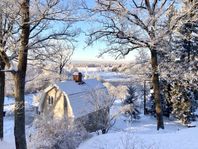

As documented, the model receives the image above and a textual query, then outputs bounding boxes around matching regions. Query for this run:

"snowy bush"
[28,116,90,149]
[104,82,128,101]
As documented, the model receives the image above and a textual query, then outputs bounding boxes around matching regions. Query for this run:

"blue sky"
[72,38,139,61]
[69,0,140,62]
[71,18,138,62]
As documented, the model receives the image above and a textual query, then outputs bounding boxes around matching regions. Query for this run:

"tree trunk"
[59,64,65,81]
[151,49,164,130]
[0,10,5,140]
[59,65,63,76]
[0,61,5,140]
[14,0,30,148]
[14,73,27,149]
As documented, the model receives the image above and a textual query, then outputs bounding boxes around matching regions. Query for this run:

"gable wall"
[43,87,65,119]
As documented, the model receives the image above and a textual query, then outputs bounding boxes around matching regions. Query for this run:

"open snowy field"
[77,66,132,82]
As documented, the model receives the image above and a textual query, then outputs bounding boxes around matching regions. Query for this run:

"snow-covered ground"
[1,94,35,148]
[0,141,14,149]
[78,123,198,149]
[79,101,198,149]
[1,69,198,149]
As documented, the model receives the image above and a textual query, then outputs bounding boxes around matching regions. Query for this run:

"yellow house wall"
[43,87,65,119]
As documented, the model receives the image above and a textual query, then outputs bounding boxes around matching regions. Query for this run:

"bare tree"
[47,42,73,77]
[0,0,81,148]
[0,0,18,140]
[31,40,74,80]
[84,0,180,130]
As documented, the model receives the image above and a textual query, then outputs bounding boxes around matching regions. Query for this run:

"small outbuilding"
[38,72,110,132]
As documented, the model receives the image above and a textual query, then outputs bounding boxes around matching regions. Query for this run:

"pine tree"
[122,85,140,121]
[170,81,196,124]
[156,0,198,124]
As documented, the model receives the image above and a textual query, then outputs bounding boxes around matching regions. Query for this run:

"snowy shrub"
[103,82,116,97]
[104,82,128,101]
[122,86,140,121]
[28,116,90,149]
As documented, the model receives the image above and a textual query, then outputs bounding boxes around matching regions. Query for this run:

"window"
[48,96,54,105]
[51,96,54,104]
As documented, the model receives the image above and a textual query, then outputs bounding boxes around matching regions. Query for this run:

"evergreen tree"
[122,85,140,121]
[170,81,196,124]
[155,0,198,124]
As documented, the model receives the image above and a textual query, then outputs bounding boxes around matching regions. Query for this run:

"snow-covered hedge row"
[28,116,90,149]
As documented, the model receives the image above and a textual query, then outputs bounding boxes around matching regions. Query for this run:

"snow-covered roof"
[67,88,109,118]
[56,79,105,96]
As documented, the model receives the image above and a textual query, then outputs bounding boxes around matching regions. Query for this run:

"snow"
[78,99,198,149]
[56,79,105,95]
[67,88,109,118]
[79,125,198,149]
[77,67,130,82]
[1,94,35,149]
[0,141,14,149]
[1,70,198,149]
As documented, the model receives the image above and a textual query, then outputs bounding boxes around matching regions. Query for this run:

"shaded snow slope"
[79,116,198,149]
[78,102,198,149]
[79,125,198,149]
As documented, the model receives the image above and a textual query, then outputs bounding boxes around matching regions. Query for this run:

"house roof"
[40,79,110,118]
[66,88,109,118]
[56,79,105,95]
